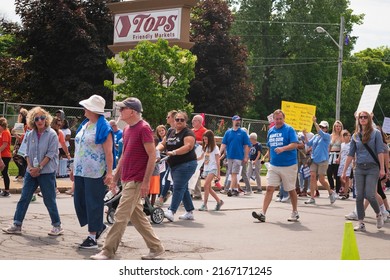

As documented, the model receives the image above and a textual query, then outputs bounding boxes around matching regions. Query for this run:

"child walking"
[197,130,224,211]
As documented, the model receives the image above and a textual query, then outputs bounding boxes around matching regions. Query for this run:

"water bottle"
[33,157,39,168]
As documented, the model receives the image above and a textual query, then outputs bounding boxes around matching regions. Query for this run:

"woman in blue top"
[341,111,385,232]
[304,116,337,205]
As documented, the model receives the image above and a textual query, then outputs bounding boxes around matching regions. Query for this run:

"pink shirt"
[121,120,154,182]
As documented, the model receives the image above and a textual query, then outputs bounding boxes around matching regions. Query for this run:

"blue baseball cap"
[232,115,241,121]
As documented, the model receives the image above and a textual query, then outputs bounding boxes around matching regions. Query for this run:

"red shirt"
[1,129,12,158]
[121,120,154,182]
[193,126,207,142]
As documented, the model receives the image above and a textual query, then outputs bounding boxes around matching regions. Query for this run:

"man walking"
[219,115,250,196]
[252,109,300,222]
[91,97,164,260]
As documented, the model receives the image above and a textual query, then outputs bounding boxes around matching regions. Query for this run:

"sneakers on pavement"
[79,236,98,249]
[354,222,366,232]
[90,251,110,260]
[179,211,194,220]
[287,211,300,222]
[227,190,232,197]
[215,200,224,211]
[376,213,384,229]
[96,224,107,240]
[304,197,315,204]
[164,210,174,222]
[2,224,22,235]
[281,196,290,203]
[345,211,358,221]
[329,192,337,204]
[252,211,266,222]
[254,189,263,194]
[275,197,282,202]
[141,247,165,260]
[48,226,64,236]
[0,191,11,197]
[198,204,208,211]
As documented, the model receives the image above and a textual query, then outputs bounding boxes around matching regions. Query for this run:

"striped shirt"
[121,120,154,182]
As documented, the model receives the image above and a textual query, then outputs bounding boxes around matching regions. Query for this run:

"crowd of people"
[1,96,390,259]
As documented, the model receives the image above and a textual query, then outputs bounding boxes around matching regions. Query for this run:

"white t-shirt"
[203,145,220,172]
[61,128,71,147]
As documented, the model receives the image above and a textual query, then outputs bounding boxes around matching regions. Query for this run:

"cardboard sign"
[382,117,390,134]
[356,84,381,114]
[281,101,316,131]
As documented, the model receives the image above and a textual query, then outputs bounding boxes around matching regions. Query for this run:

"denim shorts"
[202,169,218,178]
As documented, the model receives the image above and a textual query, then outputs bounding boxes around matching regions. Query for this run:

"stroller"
[104,183,165,225]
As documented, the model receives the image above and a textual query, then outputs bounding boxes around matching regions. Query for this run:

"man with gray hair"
[91,97,164,260]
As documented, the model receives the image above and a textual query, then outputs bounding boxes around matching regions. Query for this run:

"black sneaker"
[227,190,232,197]
[96,224,107,240]
[232,190,239,196]
[0,191,11,197]
[252,211,266,222]
[79,236,98,249]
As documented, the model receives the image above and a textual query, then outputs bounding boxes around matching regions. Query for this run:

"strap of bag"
[359,133,380,166]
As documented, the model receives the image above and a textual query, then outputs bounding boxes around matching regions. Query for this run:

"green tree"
[229,0,363,127]
[189,0,254,116]
[105,39,196,127]
[13,0,117,106]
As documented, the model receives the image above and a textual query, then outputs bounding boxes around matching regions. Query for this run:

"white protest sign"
[382,117,390,134]
[356,84,381,114]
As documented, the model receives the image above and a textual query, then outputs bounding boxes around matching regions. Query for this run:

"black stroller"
[104,183,165,225]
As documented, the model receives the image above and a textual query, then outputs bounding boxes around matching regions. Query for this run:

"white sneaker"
[179,211,194,220]
[275,197,282,202]
[164,210,174,222]
[381,211,389,222]
[377,213,384,229]
[304,197,315,204]
[281,196,290,203]
[345,211,358,221]
[287,211,299,222]
[354,222,366,232]
[329,192,337,204]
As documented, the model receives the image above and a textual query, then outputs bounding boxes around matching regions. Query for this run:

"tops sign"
[114,8,182,44]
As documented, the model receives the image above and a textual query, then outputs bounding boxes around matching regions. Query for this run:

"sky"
[0,0,388,53]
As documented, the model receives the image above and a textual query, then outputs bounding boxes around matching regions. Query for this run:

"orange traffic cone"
[340,221,360,260]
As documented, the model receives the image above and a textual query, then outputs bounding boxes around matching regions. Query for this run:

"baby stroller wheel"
[151,208,164,224]
[107,208,115,224]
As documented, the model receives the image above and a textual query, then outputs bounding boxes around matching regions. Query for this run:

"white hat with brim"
[79,95,106,115]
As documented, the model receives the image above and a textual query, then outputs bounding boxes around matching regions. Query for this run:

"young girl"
[337,129,353,199]
[198,130,224,211]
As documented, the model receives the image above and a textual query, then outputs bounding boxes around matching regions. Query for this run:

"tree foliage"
[229,0,364,130]
[12,0,118,106]
[105,39,196,128]
[189,0,254,116]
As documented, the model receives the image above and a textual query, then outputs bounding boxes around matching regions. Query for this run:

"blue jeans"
[169,160,197,213]
[355,165,380,220]
[279,184,289,199]
[14,172,61,227]
[74,176,106,232]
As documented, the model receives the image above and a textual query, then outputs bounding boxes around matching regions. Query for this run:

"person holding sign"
[252,109,300,222]
[304,116,337,205]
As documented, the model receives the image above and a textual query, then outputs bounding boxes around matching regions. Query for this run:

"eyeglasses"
[359,115,368,119]
[175,118,185,122]
[34,115,46,122]
[319,126,327,129]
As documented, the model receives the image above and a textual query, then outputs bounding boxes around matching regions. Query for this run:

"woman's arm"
[102,133,114,186]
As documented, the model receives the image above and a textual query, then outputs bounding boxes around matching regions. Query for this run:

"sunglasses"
[359,115,368,119]
[319,126,327,129]
[34,115,47,122]
[175,118,185,122]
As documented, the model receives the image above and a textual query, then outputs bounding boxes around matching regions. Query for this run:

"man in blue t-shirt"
[252,109,300,223]
[220,115,251,196]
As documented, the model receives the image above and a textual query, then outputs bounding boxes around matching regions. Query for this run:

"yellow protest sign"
[281,101,316,131]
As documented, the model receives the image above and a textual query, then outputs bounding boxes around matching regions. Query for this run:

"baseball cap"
[319,120,329,128]
[232,115,241,121]
[116,97,143,113]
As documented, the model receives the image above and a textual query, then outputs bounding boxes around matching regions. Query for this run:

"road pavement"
[1,177,390,260]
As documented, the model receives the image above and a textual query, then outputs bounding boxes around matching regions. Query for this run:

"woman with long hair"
[341,111,385,231]
[327,120,343,193]
[198,130,224,211]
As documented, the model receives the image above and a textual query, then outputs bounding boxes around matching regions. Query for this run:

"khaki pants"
[102,181,163,258]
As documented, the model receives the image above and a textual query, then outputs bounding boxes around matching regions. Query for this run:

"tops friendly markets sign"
[114,8,182,44]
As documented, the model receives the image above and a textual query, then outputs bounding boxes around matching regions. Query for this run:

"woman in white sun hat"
[71,94,115,249]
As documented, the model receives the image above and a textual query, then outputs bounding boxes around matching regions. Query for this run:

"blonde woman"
[327,120,343,194]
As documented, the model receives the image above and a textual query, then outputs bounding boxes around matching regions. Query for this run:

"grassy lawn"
[8,161,18,177]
